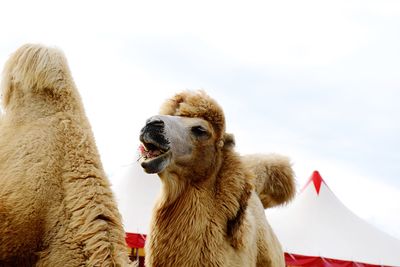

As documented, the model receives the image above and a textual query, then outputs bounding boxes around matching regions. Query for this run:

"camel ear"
[223,133,235,149]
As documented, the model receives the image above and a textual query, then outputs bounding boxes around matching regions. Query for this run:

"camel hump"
[1,43,75,108]
[242,154,296,209]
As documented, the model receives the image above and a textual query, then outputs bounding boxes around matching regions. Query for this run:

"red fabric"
[125,233,394,267]
[125,232,147,248]
[285,253,393,267]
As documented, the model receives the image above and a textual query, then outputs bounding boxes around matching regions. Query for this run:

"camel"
[138,90,295,267]
[0,44,131,266]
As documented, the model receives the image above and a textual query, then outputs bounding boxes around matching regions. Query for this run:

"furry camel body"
[0,44,131,266]
[139,91,295,267]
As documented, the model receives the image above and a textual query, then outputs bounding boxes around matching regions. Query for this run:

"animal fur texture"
[242,154,295,209]
[140,90,295,267]
[0,44,131,266]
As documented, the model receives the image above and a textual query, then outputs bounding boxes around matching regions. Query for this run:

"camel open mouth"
[139,141,169,160]
[139,138,171,174]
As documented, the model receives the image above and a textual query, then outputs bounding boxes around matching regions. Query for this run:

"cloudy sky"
[1,0,399,239]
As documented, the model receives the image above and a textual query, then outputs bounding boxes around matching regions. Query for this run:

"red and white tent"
[267,171,400,267]
[112,164,400,266]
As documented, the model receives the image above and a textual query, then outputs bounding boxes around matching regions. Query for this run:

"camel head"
[139,90,234,181]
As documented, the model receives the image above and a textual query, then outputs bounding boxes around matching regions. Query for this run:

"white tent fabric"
[267,171,400,266]
[111,162,159,234]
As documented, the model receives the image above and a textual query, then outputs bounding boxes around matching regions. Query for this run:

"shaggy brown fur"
[140,90,295,267]
[242,154,296,209]
[0,44,131,266]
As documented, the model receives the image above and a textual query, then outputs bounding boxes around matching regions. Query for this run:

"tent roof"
[267,171,400,266]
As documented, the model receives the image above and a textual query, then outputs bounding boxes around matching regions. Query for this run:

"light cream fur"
[141,91,294,267]
[0,44,131,266]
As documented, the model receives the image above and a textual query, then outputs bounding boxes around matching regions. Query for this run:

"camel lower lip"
[140,151,171,174]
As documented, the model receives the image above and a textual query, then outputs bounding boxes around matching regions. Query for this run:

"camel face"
[139,114,215,174]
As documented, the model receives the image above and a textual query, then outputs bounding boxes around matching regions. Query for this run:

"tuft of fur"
[159,90,226,140]
[242,154,296,208]
[146,90,290,267]
[0,44,131,266]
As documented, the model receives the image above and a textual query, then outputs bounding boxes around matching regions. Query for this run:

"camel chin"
[140,151,171,174]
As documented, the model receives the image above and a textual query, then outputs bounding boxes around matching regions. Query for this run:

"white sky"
[1,0,399,239]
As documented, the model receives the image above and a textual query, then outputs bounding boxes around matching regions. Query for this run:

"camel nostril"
[146,118,164,128]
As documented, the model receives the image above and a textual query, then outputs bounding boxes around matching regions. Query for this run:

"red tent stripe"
[125,233,395,266]
[285,253,394,267]
[125,232,146,248]
[301,170,326,195]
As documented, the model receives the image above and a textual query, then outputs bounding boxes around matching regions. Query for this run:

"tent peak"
[302,170,327,195]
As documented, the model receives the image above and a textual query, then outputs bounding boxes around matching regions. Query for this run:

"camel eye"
[191,126,209,137]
